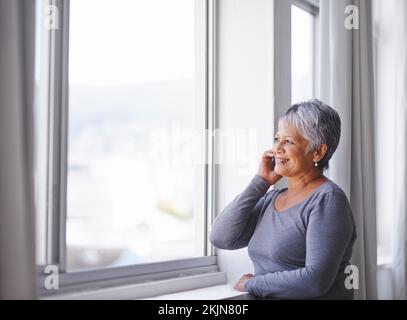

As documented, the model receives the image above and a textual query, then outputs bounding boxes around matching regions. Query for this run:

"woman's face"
[272,121,315,177]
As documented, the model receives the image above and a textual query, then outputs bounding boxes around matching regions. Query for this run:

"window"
[34,0,49,266]
[372,2,396,266]
[291,3,317,103]
[67,0,201,271]
[274,0,319,122]
[35,0,221,296]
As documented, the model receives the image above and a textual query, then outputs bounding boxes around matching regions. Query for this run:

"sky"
[69,0,195,85]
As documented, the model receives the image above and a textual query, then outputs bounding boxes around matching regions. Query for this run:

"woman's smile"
[275,158,290,165]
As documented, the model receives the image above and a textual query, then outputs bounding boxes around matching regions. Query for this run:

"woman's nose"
[273,141,284,154]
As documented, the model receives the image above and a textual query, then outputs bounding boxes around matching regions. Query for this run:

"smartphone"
[271,156,276,170]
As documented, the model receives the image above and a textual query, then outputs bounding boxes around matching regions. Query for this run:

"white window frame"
[274,0,319,126]
[36,0,225,299]
[273,0,319,191]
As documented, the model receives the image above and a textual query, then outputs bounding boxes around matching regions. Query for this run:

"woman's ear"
[314,144,328,162]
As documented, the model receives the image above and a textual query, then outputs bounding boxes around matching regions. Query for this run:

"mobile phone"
[271,156,276,169]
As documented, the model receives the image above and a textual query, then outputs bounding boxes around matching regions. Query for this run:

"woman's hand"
[234,273,254,292]
[257,150,282,185]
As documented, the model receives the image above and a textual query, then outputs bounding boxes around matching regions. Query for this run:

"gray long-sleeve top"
[209,175,357,300]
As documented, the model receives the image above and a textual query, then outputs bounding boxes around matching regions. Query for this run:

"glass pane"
[291,5,315,104]
[67,0,202,271]
[34,0,48,266]
[373,2,396,265]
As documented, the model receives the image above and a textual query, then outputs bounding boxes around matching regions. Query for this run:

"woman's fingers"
[263,150,274,158]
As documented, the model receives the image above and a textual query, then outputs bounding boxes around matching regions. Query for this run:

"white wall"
[215,0,275,286]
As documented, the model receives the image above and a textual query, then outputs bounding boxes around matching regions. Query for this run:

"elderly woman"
[209,99,357,300]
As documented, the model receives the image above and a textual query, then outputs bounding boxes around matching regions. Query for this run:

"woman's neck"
[287,169,325,193]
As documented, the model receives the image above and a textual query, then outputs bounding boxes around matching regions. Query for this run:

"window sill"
[41,271,227,300]
[144,284,244,300]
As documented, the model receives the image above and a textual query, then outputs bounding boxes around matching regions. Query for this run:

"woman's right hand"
[257,150,282,185]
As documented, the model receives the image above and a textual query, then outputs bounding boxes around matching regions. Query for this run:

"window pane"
[291,5,315,103]
[34,0,48,266]
[67,0,202,271]
[373,2,396,265]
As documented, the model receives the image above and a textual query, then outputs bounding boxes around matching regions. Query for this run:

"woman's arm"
[244,191,356,299]
[209,175,273,250]
[210,150,281,250]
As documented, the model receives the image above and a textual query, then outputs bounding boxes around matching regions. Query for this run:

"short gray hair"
[279,99,341,171]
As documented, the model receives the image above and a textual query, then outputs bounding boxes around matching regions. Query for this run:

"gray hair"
[279,99,341,171]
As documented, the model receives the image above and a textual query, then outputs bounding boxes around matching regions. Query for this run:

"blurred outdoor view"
[291,4,315,103]
[67,0,202,271]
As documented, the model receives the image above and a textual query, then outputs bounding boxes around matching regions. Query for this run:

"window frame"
[291,1,319,103]
[37,0,223,298]
[273,0,319,191]
[274,0,319,123]
[292,0,319,16]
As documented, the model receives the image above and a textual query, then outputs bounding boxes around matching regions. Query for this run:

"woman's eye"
[274,137,294,145]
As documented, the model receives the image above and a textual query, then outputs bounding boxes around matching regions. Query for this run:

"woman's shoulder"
[310,179,352,212]
[263,188,280,205]
[318,179,347,197]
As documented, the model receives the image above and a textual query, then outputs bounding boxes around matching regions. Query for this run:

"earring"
[314,161,318,167]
